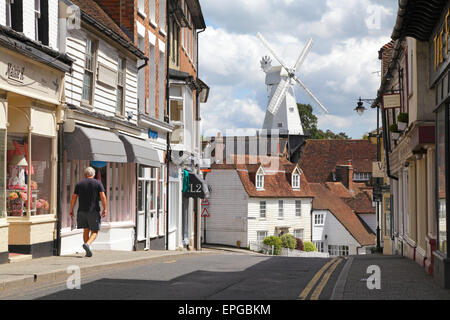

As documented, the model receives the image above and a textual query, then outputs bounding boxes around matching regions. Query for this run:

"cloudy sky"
[198,0,398,139]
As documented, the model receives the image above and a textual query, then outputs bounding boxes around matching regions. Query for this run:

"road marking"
[310,258,343,300]
[163,260,177,264]
[297,257,338,300]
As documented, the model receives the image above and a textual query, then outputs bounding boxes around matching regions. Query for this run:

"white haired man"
[69,166,107,257]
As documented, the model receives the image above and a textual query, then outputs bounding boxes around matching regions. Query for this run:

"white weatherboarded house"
[202,156,314,248]
[58,0,151,254]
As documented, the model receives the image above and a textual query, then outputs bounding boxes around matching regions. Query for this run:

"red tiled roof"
[310,183,376,246]
[70,0,141,54]
[212,156,315,198]
[299,140,377,184]
[344,191,376,215]
[325,182,354,198]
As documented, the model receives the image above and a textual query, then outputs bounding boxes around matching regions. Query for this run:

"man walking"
[69,167,107,257]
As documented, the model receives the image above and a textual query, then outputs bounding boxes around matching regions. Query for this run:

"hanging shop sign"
[372,161,385,178]
[382,93,401,109]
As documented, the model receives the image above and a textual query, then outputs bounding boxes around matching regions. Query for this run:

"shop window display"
[6,134,52,217]
[437,106,447,254]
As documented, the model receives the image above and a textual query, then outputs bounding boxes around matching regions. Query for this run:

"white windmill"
[257,33,329,136]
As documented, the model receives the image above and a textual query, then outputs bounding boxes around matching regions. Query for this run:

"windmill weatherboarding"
[257,33,329,136]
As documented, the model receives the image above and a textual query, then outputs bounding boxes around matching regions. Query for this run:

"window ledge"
[149,19,157,28]
[138,10,147,19]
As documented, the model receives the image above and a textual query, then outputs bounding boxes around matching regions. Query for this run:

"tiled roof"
[310,183,376,246]
[212,156,315,198]
[299,140,377,183]
[70,0,145,59]
[344,191,376,215]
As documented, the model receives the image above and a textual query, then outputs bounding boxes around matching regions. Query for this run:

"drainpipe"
[54,122,64,256]
[165,0,171,250]
[194,27,205,251]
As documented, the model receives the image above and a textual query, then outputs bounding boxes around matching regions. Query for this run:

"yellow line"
[310,258,343,300]
[297,257,338,300]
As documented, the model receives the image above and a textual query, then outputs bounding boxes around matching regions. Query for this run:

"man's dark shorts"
[77,211,101,231]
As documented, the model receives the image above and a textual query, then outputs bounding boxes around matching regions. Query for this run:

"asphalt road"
[3,252,343,300]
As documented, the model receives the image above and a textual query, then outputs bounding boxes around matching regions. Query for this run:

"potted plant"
[390,123,400,140]
[397,112,408,131]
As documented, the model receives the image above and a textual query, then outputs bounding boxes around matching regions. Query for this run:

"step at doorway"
[8,253,32,263]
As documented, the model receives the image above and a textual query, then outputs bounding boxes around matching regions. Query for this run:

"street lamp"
[354,97,382,254]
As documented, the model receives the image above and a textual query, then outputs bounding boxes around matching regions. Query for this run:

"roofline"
[66,0,147,60]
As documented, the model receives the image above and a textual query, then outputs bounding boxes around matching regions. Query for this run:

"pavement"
[0,248,216,298]
[332,254,450,300]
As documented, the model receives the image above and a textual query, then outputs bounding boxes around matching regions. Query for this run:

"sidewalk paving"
[335,254,450,300]
[0,249,216,297]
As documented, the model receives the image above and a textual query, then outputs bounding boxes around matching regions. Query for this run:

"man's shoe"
[82,243,93,257]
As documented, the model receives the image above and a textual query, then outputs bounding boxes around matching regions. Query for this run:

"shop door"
[137,179,150,245]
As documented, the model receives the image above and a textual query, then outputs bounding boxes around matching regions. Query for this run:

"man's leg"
[83,228,90,244]
[86,231,98,246]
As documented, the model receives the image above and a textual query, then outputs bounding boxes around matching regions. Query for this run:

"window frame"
[259,201,266,218]
[295,200,302,217]
[116,57,126,116]
[293,229,304,240]
[257,230,268,243]
[81,38,98,107]
[314,213,324,226]
[256,167,264,190]
[278,200,284,218]
[292,167,300,189]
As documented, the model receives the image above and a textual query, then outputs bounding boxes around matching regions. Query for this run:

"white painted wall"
[64,28,138,124]
[203,170,249,247]
[247,198,312,244]
[0,0,59,49]
[312,210,361,256]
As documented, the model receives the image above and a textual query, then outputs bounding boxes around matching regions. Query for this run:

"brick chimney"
[335,160,354,191]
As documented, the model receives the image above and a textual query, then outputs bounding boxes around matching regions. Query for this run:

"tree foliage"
[297,103,351,140]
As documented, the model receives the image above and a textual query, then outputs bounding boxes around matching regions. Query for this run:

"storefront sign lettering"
[433,9,450,71]
[7,63,25,82]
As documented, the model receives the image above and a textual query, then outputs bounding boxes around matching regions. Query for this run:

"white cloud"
[199,0,397,139]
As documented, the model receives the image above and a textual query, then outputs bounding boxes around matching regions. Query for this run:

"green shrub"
[303,241,318,252]
[281,234,297,249]
[263,236,282,255]
[389,123,398,132]
[397,112,408,123]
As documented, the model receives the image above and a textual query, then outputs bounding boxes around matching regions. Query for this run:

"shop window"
[0,130,5,218]
[7,135,52,217]
[436,105,447,254]
[60,159,136,229]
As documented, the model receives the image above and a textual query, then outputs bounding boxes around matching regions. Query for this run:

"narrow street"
[1,252,342,300]
[2,250,450,300]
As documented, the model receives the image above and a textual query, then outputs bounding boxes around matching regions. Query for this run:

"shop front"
[0,36,71,260]
[432,5,450,288]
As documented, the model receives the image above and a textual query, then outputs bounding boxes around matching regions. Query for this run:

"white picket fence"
[249,241,329,258]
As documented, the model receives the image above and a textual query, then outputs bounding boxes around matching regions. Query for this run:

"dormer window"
[256,167,264,190]
[292,167,300,190]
